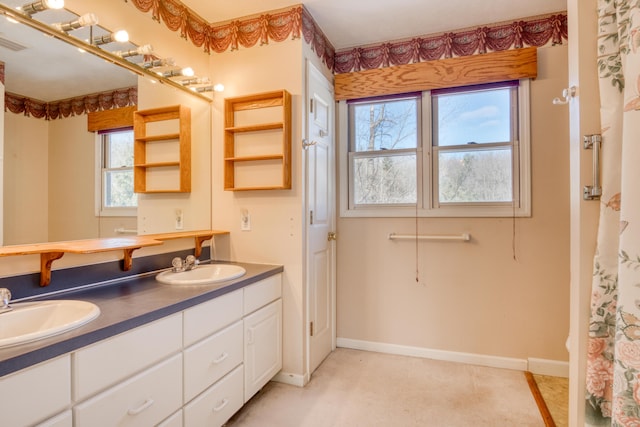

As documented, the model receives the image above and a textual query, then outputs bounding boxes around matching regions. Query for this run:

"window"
[341,80,530,217]
[96,129,137,216]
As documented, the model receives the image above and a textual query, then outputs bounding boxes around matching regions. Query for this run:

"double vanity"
[0,260,283,427]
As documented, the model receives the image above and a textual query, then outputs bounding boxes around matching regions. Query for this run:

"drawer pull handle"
[213,398,229,412]
[128,398,155,415]
[212,352,229,364]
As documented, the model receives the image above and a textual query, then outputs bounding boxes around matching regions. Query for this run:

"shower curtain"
[586,0,640,425]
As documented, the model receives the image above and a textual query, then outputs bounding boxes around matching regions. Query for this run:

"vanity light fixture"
[157,67,195,78]
[141,58,174,69]
[190,85,215,93]
[52,12,98,32]
[20,0,64,16]
[113,44,153,58]
[92,29,129,46]
[180,77,210,86]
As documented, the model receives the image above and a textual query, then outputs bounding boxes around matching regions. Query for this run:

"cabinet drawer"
[183,289,242,347]
[36,410,72,427]
[158,410,182,427]
[184,320,243,402]
[74,354,183,427]
[243,273,282,315]
[184,365,244,427]
[0,355,70,427]
[73,313,182,401]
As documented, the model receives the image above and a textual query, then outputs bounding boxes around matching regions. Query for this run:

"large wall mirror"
[0,0,213,246]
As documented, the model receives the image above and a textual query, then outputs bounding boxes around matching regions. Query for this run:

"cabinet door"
[243,299,282,402]
[74,354,182,427]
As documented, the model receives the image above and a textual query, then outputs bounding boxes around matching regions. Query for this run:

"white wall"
[336,45,571,364]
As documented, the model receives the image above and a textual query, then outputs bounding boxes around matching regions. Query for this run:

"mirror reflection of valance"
[4,87,137,120]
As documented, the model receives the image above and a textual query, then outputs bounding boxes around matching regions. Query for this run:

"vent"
[0,35,27,52]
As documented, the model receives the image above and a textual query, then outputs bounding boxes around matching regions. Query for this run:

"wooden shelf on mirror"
[134,105,191,193]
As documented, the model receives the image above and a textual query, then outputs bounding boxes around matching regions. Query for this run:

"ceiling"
[0,0,567,102]
[182,0,568,50]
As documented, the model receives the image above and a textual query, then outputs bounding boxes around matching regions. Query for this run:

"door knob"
[327,232,337,241]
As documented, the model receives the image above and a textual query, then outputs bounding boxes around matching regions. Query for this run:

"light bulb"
[113,29,129,43]
[213,83,225,92]
[44,0,64,8]
[181,67,194,77]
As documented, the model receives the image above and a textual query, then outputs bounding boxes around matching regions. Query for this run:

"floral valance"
[4,87,137,120]
[333,13,567,73]
[124,1,566,75]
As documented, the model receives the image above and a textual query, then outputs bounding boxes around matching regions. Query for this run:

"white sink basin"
[0,300,100,349]
[156,264,247,286]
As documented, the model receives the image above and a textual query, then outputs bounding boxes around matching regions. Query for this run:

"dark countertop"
[0,261,283,377]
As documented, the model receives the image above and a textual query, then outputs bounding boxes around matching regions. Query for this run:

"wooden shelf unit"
[134,105,191,193]
[224,90,291,191]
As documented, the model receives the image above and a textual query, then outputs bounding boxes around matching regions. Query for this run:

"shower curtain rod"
[387,233,471,242]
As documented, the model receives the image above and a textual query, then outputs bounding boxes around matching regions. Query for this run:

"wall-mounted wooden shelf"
[0,237,163,287]
[0,230,230,287]
[145,230,230,258]
[134,105,191,193]
[224,90,291,191]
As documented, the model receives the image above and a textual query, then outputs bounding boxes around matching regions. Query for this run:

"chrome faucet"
[0,288,12,314]
[171,255,199,272]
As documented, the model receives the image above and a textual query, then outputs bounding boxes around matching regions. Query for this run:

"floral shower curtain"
[586,0,640,425]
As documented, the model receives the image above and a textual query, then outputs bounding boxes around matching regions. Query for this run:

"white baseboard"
[272,371,309,387]
[527,357,569,378]
[337,337,532,372]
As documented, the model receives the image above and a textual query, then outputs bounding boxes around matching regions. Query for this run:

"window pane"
[104,170,137,208]
[438,149,512,203]
[353,98,418,151]
[106,131,134,168]
[434,87,512,146]
[353,155,416,204]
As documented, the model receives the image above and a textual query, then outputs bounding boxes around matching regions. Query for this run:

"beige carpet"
[226,348,544,427]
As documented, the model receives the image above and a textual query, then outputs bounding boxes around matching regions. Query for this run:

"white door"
[306,61,335,375]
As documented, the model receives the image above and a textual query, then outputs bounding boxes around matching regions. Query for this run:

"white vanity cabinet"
[243,275,283,402]
[0,272,283,427]
[0,355,71,427]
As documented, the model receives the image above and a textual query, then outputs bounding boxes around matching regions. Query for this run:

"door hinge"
[310,99,314,113]
[310,321,314,337]
[310,210,314,225]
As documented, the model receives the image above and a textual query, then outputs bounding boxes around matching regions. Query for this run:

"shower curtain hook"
[552,86,577,105]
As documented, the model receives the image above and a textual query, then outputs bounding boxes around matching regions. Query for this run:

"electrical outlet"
[241,209,251,231]
[175,209,184,230]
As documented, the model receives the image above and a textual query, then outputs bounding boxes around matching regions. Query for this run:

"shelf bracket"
[195,235,214,258]
[122,248,141,271]
[40,252,65,287]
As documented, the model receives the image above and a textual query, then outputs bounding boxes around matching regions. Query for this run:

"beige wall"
[210,40,307,378]
[336,45,571,363]
[48,115,98,242]
[4,114,48,245]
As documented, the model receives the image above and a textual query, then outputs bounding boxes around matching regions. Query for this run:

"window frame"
[339,79,531,218]
[347,93,423,209]
[94,128,137,218]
